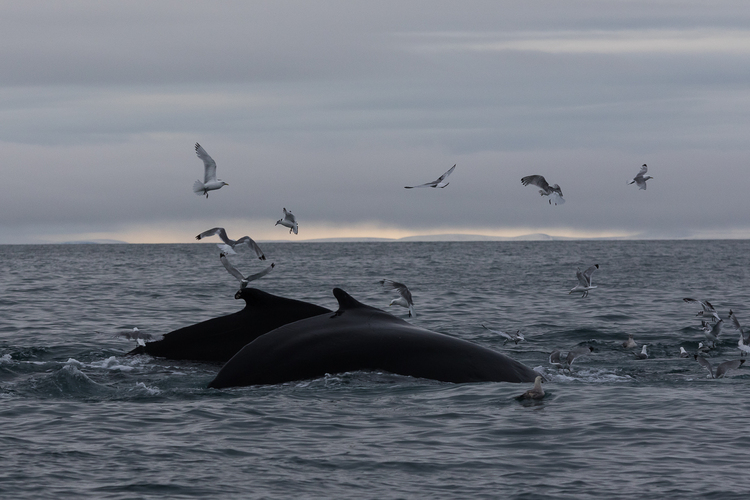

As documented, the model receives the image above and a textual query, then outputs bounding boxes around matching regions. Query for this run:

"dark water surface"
[1,241,749,498]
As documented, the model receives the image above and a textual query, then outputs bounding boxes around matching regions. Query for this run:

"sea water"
[1,241,749,499]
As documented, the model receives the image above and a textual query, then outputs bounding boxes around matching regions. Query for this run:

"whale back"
[128,288,331,362]
[209,289,540,388]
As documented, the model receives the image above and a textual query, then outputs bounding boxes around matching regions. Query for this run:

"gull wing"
[283,208,296,223]
[236,236,266,260]
[521,175,551,192]
[219,253,246,283]
[482,324,512,341]
[581,264,599,287]
[715,359,744,379]
[710,319,724,339]
[405,164,456,189]
[635,178,648,190]
[246,263,275,282]
[436,164,456,183]
[550,192,566,205]
[195,227,233,246]
[566,346,593,366]
[729,310,742,331]
[638,164,648,176]
[549,350,562,365]
[694,355,714,378]
[379,279,413,306]
[195,143,217,183]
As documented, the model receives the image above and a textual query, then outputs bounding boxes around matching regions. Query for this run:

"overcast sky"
[2,0,750,243]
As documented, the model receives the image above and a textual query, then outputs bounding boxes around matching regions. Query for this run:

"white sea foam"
[133,382,161,395]
[0,353,12,365]
[89,356,137,372]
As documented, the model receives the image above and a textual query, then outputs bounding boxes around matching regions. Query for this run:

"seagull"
[627,164,653,190]
[549,350,564,369]
[118,327,154,342]
[694,355,745,379]
[702,319,724,346]
[195,227,266,260]
[192,143,228,198]
[404,164,456,189]
[517,376,545,400]
[482,324,525,344]
[634,345,648,359]
[683,298,721,322]
[622,334,637,348]
[219,253,274,289]
[569,264,599,298]
[697,342,711,353]
[521,175,565,205]
[275,208,298,235]
[379,279,415,317]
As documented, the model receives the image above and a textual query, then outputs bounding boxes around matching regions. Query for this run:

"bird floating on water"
[379,279,415,317]
[694,355,744,379]
[679,347,690,358]
[517,376,545,400]
[195,227,266,260]
[683,298,721,322]
[404,164,456,189]
[634,345,649,359]
[622,334,637,348]
[482,324,525,344]
[521,175,565,205]
[627,164,653,190]
[569,264,599,298]
[275,208,298,235]
[219,253,274,289]
[193,143,228,198]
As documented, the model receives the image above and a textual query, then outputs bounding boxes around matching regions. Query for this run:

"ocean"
[1,240,749,499]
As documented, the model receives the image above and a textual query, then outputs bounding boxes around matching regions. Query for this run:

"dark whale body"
[128,288,331,362]
[208,288,540,388]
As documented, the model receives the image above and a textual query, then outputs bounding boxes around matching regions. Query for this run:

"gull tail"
[193,180,205,195]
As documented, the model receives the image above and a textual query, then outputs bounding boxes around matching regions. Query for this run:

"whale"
[208,288,540,388]
[128,288,331,362]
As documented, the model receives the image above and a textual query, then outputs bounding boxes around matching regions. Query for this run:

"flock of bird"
[190,142,741,399]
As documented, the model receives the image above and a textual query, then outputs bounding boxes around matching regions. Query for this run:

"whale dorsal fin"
[332,288,374,317]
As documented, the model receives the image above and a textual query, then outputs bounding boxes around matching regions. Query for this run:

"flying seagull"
[683,298,721,322]
[195,227,266,260]
[521,175,565,205]
[627,164,653,190]
[549,346,593,371]
[702,319,724,347]
[694,355,745,379]
[193,143,228,198]
[482,324,525,344]
[729,310,750,356]
[569,264,599,298]
[379,279,415,317]
[517,376,545,400]
[275,208,298,235]
[219,253,274,289]
[405,164,456,189]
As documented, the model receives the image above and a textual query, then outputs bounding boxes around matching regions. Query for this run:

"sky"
[2,0,750,244]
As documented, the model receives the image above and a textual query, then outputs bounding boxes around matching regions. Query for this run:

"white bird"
[275,208,298,235]
[627,164,653,190]
[405,164,456,189]
[219,253,274,289]
[192,143,228,198]
[195,227,266,260]
[622,334,637,348]
[517,376,545,400]
[683,298,721,322]
[730,310,750,356]
[694,355,745,379]
[697,342,711,353]
[679,347,690,358]
[482,324,525,344]
[548,350,564,369]
[569,264,599,298]
[521,175,565,205]
[379,279,415,317]
[634,345,648,359]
